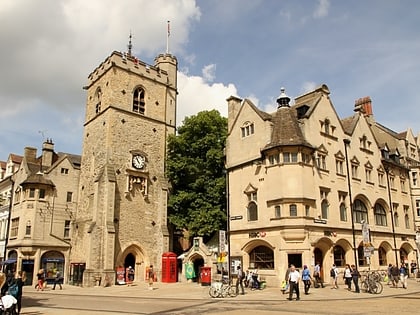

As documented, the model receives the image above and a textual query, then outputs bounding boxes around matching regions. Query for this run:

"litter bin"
[200,266,211,286]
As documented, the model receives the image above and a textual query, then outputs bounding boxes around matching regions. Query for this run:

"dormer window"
[241,122,254,138]
[133,87,145,114]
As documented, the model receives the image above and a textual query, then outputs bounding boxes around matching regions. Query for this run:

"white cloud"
[313,0,330,19]
[202,64,217,83]
[177,70,237,124]
[300,81,318,95]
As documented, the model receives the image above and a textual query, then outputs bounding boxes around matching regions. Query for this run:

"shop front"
[41,251,65,284]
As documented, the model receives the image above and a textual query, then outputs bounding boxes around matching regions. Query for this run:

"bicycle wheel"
[373,281,383,294]
[209,286,219,298]
[228,285,237,297]
[220,285,230,298]
[361,280,369,292]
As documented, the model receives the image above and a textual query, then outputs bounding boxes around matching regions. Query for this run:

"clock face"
[132,155,145,169]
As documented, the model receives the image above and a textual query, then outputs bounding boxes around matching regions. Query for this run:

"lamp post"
[343,139,358,268]
[385,166,399,264]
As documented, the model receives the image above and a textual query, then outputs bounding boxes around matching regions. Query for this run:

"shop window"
[249,246,274,270]
[333,246,345,267]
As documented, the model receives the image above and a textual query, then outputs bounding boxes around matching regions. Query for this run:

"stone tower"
[71,49,177,286]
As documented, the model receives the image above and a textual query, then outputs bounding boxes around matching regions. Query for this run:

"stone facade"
[226,85,420,287]
[6,141,80,285]
[70,51,177,286]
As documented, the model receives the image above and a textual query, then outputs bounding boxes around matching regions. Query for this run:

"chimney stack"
[354,96,373,116]
[42,138,54,167]
[24,147,37,163]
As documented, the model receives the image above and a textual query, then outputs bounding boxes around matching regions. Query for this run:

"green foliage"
[167,110,227,237]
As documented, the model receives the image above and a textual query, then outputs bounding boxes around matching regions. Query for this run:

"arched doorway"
[191,255,204,283]
[117,244,145,283]
[124,253,136,269]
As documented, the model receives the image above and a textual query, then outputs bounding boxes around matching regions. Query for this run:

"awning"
[1,259,17,265]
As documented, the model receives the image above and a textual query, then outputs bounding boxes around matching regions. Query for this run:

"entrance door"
[314,248,324,278]
[22,260,34,285]
[124,253,136,282]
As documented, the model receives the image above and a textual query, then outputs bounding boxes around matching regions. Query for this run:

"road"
[20,280,420,314]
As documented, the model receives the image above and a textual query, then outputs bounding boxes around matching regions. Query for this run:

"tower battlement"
[86,51,176,88]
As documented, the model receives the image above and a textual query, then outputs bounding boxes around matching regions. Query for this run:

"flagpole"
[166,20,170,54]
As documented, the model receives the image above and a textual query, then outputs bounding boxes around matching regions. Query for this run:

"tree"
[167,110,227,238]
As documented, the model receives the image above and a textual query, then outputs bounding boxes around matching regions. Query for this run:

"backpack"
[8,283,18,298]
[330,268,335,277]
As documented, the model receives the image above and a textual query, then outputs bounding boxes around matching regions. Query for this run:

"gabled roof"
[263,106,312,151]
[370,122,400,153]
[341,114,360,135]
[9,154,23,164]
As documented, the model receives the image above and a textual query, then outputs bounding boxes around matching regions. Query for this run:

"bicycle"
[209,278,237,298]
[361,272,383,294]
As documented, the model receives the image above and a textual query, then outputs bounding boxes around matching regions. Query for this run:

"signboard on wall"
[219,230,226,252]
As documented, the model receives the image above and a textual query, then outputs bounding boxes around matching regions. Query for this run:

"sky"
[1,0,419,160]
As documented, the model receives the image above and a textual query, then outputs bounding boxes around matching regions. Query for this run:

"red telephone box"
[161,252,177,283]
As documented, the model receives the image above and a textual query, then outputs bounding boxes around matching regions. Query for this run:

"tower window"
[95,88,102,114]
[133,87,145,114]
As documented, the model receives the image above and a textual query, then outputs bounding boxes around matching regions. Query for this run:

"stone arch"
[116,243,146,282]
[400,242,415,265]
[242,238,275,253]
[378,241,393,267]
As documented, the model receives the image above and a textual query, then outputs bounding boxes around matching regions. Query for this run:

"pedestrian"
[52,270,63,290]
[344,264,352,291]
[246,270,253,288]
[13,271,26,315]
[301,265,311,295]
[386,264,392,285]
[148,265,154,290]
[236,265,245,295]
[350,264,360,293]
[287,264,300,301]
[399,263,408,289]
[410,260,417,278]
[313,261,324,288]
[36,269,45,291]
[390,264,400,288]
[127,266,135,286]
[243,270,249,287]
[330,264,339,289]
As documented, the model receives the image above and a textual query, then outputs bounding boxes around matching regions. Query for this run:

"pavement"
[24,277,420,302]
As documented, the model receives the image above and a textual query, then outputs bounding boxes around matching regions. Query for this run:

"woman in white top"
[344,264,353,291]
